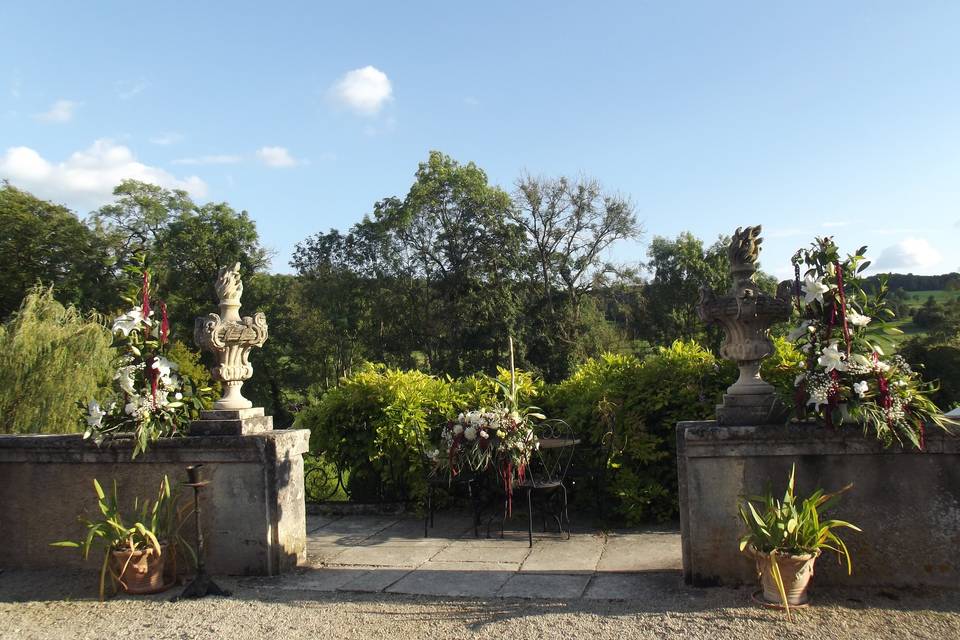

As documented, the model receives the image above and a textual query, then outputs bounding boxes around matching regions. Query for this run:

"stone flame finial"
[195,264,267,410]
[698,225,791,425]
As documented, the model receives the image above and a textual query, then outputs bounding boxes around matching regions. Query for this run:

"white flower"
[787,321,812,342]
[427,449,439,460]
[111,307,151,336]
[124,394,149,417]
[794,373,807,387]
[875,360,891,373]
[847,310,872,328]
[479,429,490,439]
[464,426,477,441]
[818,342,846,373]
[802,276,833,305]
[453,424,463,436]
[175,392,183,400]
[115,364,139,396]
[151,356,179,387]
[85,400,106,428]
[853,381,869,398]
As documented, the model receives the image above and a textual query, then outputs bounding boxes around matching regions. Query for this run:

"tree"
[155,201,271,333]
[510,174,641,380]
[0,182,114,319]
[91,180,194,269]
[0,286,115,434]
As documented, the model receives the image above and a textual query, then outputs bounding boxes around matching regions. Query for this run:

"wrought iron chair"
[416,423,481,538]
[514,420,578,547]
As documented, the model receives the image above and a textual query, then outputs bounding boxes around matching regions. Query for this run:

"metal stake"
[172,465,230,600]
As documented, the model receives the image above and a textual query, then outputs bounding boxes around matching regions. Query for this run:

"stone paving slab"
[519,534,605,573]
[337,568,413,593]
[496,572,593,599]
[596,532,683,572]
[329,543,446,568]
[582,572,683,600]
[431,540,533,564]
[386,565,516,597]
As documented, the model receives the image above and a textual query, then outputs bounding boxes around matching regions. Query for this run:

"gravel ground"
[1,570,958,639]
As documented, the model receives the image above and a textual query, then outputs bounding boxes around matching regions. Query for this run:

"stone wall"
[677,421,960,588]
[0,430,309,576]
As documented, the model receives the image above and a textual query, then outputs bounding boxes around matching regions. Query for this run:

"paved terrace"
[250,512,684,600]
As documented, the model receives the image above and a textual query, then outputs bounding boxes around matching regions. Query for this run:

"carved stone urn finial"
[194,263,268,410]
[698,225,791,425]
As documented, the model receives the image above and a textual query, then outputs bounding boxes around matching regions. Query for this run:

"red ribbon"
[142,271,151,320]
[159,301,169,345]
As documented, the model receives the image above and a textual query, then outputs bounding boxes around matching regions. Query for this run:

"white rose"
[453,424,463,436]
[464,426,477,441]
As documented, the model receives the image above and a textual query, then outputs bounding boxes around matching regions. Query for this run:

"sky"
[2,1,959,279]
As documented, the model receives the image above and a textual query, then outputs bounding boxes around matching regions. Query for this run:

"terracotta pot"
[749,546,819,606]
[109,543,172,595]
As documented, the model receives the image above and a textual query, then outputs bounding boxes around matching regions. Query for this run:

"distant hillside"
[865,272,960,292]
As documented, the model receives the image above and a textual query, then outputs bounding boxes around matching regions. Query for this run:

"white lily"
[853,381,869,398]
[112,307,152,336]
[847,309,872,328]
[86,400,106,428]
[115,364,139,396]
[802,276,833,305]
[151,356,179,387]
[787,321,811,342]
[818,342,846,373]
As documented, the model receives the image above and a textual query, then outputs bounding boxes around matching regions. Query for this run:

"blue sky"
[2,1,959,278]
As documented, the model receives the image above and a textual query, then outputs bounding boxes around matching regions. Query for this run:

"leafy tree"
[0,286,115,434]
[90,180,193,269]
[0,182,113,319]
[511,174,641,380]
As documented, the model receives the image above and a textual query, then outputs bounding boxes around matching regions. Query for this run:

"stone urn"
[698,226,792,425]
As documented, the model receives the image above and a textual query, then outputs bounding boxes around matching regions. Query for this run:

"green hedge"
[296,339,800,521]
[294,364,538,503]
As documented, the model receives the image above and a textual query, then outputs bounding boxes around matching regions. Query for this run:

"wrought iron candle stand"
[172,464,231,600]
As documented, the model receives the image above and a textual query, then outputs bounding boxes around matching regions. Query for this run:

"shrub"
[545,342,729,524]
[0,287,115,434]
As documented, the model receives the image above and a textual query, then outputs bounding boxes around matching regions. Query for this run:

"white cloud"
[256,146,298,168]
[329,66,392,116]
[173,154,242,165]
[822,221,849,229]
[873,238,943,272]
[0,139,206,209]
[34,99,79,123]
[117,79,148,100]
[149,132,183,145]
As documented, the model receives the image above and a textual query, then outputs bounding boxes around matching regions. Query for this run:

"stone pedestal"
[715,393,788,426]
[676,420,960,588]
[0,429,309,576]
[190,407,273,436]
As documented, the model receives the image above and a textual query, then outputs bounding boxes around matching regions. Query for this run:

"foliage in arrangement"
[545,339,800,524]
[789,237,954,448]
[51,475,194,601]
[738,464,860,612]
[0,286,115,434]
[438,344,546,508]
[82,261,214,458]
[294,363,538,503]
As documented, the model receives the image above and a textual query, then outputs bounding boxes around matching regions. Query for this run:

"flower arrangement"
[438,340,544,509]
[83,263,213,458]
[789,237,952,447]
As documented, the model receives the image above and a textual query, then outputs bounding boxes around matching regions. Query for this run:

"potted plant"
[738,464,860,613]
[52,475,194,600]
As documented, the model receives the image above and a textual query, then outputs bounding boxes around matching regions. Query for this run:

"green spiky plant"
[51,475,195,600]
[738,464,861,616]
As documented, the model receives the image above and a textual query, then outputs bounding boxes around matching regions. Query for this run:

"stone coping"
[0,429,309,464]
[678,420,959,456]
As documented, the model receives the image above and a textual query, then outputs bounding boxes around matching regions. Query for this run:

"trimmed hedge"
[296,339,800,522]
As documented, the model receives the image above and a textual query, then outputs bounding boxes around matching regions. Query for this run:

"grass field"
[905,289,960,309]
